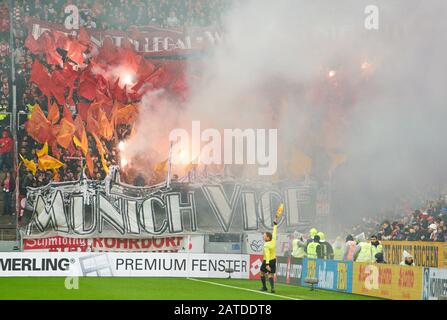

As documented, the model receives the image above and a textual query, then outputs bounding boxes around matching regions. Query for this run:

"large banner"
[381,240,447,268]
[23,235,205,253]
[352,262,423,300]
[422,267,447,300]
[27,18,222,58]
[301,258,353,293]
[0,252,249,278]
[21,168,316,238]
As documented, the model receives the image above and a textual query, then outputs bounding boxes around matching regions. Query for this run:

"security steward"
[306,234,323,259]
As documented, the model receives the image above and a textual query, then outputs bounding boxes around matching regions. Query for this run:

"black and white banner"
[22,167,317,238]
[0,252,249,278]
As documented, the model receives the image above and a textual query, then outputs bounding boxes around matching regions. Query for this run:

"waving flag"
[56,118,76,149]
[38,154,64,171]
[288,147,312,177]
[73,118,89,157]
[92,133,109,174]
[47,103,60,124]
[154,159,169,173]
[20,154,37,176]
[63,105,74,124]
[113,104,139,126]
[29,61,51,97]
[25,104,52,144]
[36,142,48,158]
[98,109,114,140]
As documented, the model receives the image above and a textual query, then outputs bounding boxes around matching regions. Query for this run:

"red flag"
[66,38,87,65]
[52,64,78,90]
[78,78,97,101]
[63,105,74,124]
[47,103,60,124]
[137,59,156,80]
[98,109,113,140]
[29,60,51,97]
[73,115,85,138]
[120,46,141,71]
[77,102,90,122]
[97,37,118,64]
[86,113,100,136]
[24,32,41,53]
[56,118,76,149]
[41,32,63,66]
[171,73,189,100]
[24,105,52,144]
[48,80,66,105]
[50,140,61,159]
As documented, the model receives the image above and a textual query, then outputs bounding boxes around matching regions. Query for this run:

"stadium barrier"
[301,258,353,293]
[254,255,440,300]
[381,240,447,268]
[0,252,250,278]
[0,250,445,299]
[352,262,423,300]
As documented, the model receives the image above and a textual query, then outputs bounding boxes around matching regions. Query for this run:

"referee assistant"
[260,204,283,293]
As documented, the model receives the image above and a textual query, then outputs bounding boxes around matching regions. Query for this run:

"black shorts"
[260,259,277,274]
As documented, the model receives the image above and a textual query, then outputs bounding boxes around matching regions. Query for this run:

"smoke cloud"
[124,0,447,225]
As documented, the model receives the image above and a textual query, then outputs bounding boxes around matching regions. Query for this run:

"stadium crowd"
[347,196,447,242]
[0,0,231,217]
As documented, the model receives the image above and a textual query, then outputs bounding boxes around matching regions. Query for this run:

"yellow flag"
[36,142,48,158]
[38,154,64,171]
[275,203,284,220]
[73,128,88,156]
[288,148,312,177]
[101,155,109,175]
[91,133,109,175]
[154,159,168,173]
[20,154,37,176]
[328,153,347,176]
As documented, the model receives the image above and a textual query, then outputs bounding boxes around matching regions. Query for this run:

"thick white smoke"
[124,0,447,224]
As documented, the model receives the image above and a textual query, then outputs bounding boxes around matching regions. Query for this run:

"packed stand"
[3,0,232,217]
[346,196,447,242]
[11,0,231,30]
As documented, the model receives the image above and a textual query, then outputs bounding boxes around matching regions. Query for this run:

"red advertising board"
[23,236,189,252]
[249,254,264,280]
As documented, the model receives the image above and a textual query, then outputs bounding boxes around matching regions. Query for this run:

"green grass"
[0,277,380,300]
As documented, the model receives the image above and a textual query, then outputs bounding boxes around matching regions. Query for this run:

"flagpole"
[166,141,173,188]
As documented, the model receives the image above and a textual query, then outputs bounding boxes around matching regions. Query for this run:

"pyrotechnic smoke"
[124,0,447,225]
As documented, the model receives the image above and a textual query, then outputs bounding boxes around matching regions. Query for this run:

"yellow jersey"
[263,224,277,263]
